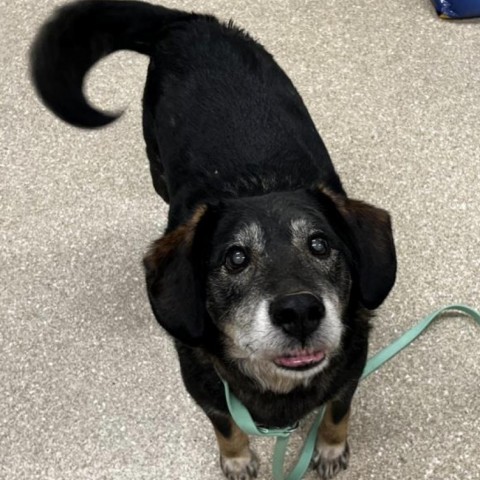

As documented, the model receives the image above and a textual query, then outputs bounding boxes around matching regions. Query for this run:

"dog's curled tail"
[30,0,200,128]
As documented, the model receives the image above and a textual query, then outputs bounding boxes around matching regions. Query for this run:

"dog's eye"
[225,247,249,272]
[309,236,330,257]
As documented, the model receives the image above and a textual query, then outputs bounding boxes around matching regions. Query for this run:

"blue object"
[431,0,480,18]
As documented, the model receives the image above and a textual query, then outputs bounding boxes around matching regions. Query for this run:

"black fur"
[30,1,396,476]
[30,0,200,127]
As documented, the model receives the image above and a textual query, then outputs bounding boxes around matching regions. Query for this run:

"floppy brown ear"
[320,187,397,310]
[143,206,211,345]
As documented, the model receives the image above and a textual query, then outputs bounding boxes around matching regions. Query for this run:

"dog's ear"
[143,206,213,345]
[318,187,397,310]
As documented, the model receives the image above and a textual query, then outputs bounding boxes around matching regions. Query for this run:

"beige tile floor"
[1,1,479,479]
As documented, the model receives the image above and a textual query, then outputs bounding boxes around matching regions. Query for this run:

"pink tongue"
[275,351,325,368]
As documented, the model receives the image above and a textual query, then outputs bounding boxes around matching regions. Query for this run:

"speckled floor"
[1,1,479,479]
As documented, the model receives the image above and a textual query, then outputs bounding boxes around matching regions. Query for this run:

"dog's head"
[144,188,396,391]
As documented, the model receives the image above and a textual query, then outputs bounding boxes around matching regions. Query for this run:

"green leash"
[221,304,480,480]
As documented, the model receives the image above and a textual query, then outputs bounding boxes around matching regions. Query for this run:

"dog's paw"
[312,440,349,480]
[220,449,259,480]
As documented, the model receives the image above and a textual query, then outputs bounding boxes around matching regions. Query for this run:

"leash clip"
[258,421,299,437]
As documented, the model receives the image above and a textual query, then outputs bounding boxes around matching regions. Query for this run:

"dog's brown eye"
[225,247,249,272]
[309,236,329,256]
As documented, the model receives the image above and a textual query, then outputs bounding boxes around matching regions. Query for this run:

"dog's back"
[30,0,344,217]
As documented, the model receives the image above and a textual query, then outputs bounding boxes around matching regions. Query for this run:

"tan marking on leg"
[318,402,350,446]
[214,421,250,459]
[213,418,259,479]
[314,402,351,479]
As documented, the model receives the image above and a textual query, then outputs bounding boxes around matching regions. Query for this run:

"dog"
[30,1,397,478]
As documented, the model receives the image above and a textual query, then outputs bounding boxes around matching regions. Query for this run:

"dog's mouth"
[273,350,326,371]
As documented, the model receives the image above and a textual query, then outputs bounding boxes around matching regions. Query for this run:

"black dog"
[31,1,396,478]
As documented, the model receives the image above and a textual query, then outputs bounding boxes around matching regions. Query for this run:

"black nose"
[270,293,325,342]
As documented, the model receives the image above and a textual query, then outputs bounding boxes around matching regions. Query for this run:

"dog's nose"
[270,293,325,342]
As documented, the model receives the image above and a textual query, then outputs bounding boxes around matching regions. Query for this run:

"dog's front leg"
[312,400,351,480]
[209,412,259,480]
